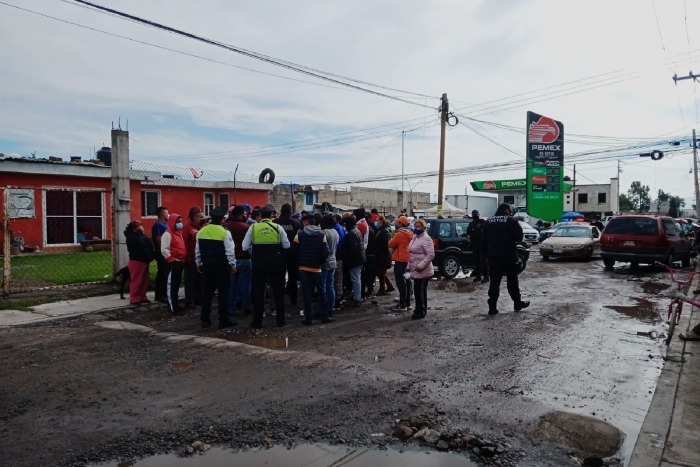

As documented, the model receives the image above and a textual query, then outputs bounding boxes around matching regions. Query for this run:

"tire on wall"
[259,168,275,184]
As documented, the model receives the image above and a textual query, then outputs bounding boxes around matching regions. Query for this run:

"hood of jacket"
[302,225,323,236]
[167,212,183,233]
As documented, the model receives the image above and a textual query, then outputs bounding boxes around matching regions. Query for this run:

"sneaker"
[367,292,376,299]
[140,299,152,305]
[391,305,408,312]
[487,309,499,316]
[201,320,212,328]
[481,277,490,284]
[130,302,142,308]
[321,316,336,323]
[514,301,530,312]
[218,321,236,330]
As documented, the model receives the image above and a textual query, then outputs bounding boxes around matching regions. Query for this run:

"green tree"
[628,181,651,213]
[668,195,686,218]
[619,194,634,212]
[657,189,670,203]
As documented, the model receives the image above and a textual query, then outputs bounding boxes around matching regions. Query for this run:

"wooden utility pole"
[3,188,10,297]
[694,129,699,217]
[437,93,448,218]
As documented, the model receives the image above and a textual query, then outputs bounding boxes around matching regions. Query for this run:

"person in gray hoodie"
[320,215,340,317]
[294,215,332,325]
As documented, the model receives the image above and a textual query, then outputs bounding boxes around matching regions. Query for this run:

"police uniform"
[195,206,237,328]
[467,210,488,282]
[482,203,529,315]
[242,206,290,328]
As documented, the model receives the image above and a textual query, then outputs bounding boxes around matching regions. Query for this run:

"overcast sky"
[1,0,699,203]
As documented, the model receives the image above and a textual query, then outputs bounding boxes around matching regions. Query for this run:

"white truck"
[445,195,498,217]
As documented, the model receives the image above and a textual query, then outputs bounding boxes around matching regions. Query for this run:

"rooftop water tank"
[96,146,111,166]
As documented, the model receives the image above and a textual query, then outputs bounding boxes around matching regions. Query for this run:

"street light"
[405,178,423,217]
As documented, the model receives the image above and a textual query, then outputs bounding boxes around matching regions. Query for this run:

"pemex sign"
[526,111,564,221]
[471,179,527,191]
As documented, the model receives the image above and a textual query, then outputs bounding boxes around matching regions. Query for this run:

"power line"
[652,0,686,127]
[65,0,437,109]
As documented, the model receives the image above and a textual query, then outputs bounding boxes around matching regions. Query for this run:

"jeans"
[299,270,326,320]
[487,256,521,310]
[349,265,363,301]
[413,277,429,317]
[334,259,344,301]
[321,269,336,315]
[228,258,252,315]
[393,261,412,307]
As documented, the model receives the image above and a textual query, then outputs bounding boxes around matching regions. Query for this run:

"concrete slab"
[0,310,47,326]
[31,292,155,317]
[664,351,700,466]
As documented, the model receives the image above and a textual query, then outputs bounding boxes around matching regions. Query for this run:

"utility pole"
[401,130,405,213]
[694,129,699,217]
[572,164,576,212]
[617,160,621,214]
[437,93,448,218]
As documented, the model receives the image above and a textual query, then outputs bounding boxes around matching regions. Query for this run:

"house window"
[45,189,104,245]
[141,190,160,217]
[503,195,515,205]
[598,192,607,204]
[218,193,229,208]
[204,193,215,216]
[578,193,588,204]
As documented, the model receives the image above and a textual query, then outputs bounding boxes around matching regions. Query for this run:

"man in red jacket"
[161,213,187,315]
[182,207,204,308]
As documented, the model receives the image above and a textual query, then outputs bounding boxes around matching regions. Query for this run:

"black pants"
[183,261,202,305]
[394,261,412,308]
[362,254,376,296]
[252,270,286,327]
[487,256,521,310]
[166,261,185,313]
[284,256,299,305]
[413,278,429,317]
[472,245,488,278]
[201,263,231,325]
[154,254,168,299]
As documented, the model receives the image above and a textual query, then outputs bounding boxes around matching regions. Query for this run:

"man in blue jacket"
[294,215,332,325]
[482,203,530,315]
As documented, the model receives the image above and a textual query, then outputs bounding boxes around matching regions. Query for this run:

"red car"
[600,215,691,269]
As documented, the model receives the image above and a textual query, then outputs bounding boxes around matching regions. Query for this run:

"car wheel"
[584,247,593,261]
[516,253,527,274]
[439,255,460,279]
[542,255,550,261]
[630,262,639,270]
[682,252,691,267]
[603,259,615,269]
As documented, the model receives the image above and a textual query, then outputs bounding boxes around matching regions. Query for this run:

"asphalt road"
[0,254,675,466]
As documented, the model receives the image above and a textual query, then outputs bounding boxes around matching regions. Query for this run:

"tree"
[668,195,686,218]
[628,181,651,213]
[619,194,634,212]
[657,189,670,203]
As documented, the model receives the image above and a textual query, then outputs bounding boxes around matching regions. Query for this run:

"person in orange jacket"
[161,212,187,315]
[388,216,414,311]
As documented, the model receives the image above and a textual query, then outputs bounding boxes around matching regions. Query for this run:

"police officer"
[467,209,489,283]
[242,204,290,329]
[195,206,237,329]
[482,203,530,315]
[274,203,302,306]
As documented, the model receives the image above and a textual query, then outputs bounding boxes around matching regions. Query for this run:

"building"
[470,177,619,218]
[269,184,431,216]
[0,155,271,252]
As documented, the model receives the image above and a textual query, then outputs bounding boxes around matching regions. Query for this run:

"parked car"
[519,221,540,245]
[424,218,530,279]
[539,224,601,261]
[538,221,588,243]
[601,216,615,226]
[600,215,691,269]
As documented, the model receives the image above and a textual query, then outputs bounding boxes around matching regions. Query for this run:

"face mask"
[414,228,424,235]
[374,221,379,228]
[175,222,183,230]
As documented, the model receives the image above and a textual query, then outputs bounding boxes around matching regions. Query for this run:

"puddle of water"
[437,280,475,293]
[93,444,476,466]
[604,297,661,324]
[641,282,670,295]
[223,335,289,349]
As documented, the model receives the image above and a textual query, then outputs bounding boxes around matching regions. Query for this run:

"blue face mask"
[374,221,379,228]
[175,222,183,230]
[413,227,424,235]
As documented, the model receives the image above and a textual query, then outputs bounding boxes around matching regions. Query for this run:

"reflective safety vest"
[250,219,282,245]
[197,224,227,264]
[250,219,285,271]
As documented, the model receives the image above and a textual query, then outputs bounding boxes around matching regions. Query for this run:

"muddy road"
[0,256,674,466]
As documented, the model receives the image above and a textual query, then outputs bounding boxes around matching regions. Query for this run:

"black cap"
[496,203,512,215]
[260,204,275,214]
[210,206,228,218]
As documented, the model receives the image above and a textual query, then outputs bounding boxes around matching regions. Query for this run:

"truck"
[445,194,498,217]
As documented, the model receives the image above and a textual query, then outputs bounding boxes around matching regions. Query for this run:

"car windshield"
[552,226,590,238]
[605,218,659,236]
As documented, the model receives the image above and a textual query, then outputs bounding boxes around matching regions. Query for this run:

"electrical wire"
[64,0,437,109]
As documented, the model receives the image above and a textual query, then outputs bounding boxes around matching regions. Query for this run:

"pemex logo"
[483,181,496,190]
[528,116,560,144]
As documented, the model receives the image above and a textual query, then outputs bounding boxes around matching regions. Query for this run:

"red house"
[0,155,271,252]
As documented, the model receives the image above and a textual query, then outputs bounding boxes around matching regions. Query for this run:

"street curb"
[628,270,696,467]
[0,301,164,328]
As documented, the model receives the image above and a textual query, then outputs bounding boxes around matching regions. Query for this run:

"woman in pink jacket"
[408,218,435,320]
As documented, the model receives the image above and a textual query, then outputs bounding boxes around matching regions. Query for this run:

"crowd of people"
[124,201,528,329]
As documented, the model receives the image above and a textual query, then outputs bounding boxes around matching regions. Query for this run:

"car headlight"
[567,244,584,248]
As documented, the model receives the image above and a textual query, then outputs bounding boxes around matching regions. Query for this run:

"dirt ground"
[0,255,675,466]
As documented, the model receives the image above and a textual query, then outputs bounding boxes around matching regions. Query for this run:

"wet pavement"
[92,444,476,467]
[0,254,681,466]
